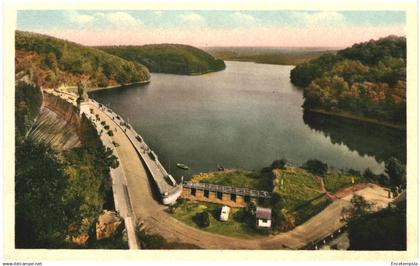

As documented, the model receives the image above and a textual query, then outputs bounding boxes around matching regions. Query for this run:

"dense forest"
[346,197,406,250]
[290,36,406,126]
[99,44,226,75]
[206,46,336,65]
[15,82,122,248]
[15,31,150,89]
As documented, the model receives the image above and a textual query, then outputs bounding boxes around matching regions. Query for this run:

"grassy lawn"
[191,169,272,191]
[272,167,333,225]
[273,168,323,211]
[171,200,265,239]
[293,194,332,224]
[323,173,363,193]
[174,167,362,236]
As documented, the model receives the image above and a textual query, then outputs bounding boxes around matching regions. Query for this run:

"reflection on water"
[303,110,406,164]
[90,61,405,178]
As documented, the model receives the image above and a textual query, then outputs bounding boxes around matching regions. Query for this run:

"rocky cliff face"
[27,91,81,150]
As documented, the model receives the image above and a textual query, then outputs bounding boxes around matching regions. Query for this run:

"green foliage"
[172,201,264,238]
[15,111,117,248]
[273,168,322,210]
[291,36,406,126]
[272,168,331,226]
[347,200,406,250]
[341,194,374,222]
[271,158,287,170]
[303,159,328,176]
[323,173,362,193]
[338,35,406,66]
[385,157,406,188]
[15,31,150,87]
[100,44,226,75]
[290,53,341,87]
[15,81,42,142]
[15,141,71,248]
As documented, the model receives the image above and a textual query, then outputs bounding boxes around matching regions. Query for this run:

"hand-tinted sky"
[17,10,405,47]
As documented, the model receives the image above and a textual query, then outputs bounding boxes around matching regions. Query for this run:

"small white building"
[220,206,230,221]
[256,207,272,228]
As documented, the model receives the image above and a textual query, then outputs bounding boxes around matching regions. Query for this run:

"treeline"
[15,31,150,89]
[15,82,121,248]
[99,44,226,75]
[290,36,406,126]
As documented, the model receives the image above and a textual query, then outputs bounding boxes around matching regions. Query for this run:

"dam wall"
[27,90,81,150]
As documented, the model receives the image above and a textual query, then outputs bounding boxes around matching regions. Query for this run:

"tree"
[243,201,257,227]
[385,157,406,188]
[341,194,374,222]
[15,141,69,248]
[194,211,210,228]
[44,52,58,71]
[347,200,406,250]
[363,168,375,181]
[303,159,328,176]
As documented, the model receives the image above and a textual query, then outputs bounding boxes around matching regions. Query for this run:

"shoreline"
[88,79,151,92]
[305,108,406,130]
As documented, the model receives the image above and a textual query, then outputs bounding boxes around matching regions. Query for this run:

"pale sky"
[17,10,406,47]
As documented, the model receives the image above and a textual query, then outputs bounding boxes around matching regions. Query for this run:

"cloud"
[64,11,142,29]
[290,11,346,27]
[180,13,206,25]
[231,11,256,25]
[106,12,142,27]
[65,10,95,25]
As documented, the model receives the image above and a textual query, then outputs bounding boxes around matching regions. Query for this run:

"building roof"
[183,182,271,199]
[256,207,272,220]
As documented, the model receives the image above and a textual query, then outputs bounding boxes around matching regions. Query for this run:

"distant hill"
[290,35,406,127]
[205,46,337,65]
[99,44,226,75]
[15,31,151,89]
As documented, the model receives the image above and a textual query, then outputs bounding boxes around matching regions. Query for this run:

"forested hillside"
[15,81,123,248]
[99,44,226,75]
[290,36,406,127]
[15,31,150,89]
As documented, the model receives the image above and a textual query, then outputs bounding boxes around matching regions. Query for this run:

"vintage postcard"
[2,0,418,262]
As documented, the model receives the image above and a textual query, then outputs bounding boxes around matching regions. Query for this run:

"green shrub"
[303,159,328,176]
[194,211,210,228]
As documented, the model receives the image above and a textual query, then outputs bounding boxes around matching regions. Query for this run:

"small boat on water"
[176,163,189,170]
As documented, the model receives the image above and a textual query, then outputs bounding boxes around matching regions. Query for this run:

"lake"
[90,61,406,178]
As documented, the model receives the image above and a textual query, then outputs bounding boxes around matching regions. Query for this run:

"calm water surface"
[91,61,405,178]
